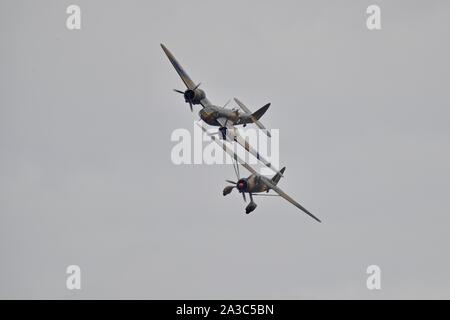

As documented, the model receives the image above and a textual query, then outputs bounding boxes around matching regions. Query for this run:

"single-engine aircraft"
[161,43,281,175]
[197,122,321,223]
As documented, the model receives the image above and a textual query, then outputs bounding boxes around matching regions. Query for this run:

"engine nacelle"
[223,185,234,196]
[184,88,206,105]
[245,201,257,214]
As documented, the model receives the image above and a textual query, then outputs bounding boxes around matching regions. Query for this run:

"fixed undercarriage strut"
[219,126,227,140]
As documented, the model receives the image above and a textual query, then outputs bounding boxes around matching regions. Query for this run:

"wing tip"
[310,213,322,223]
[160,43,170,57]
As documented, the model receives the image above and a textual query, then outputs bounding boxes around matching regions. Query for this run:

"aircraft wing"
[216,117,282,176]
[264,179,322,223]
[161,44,196,90]
[196,121,259,176]
[234,98,271,138]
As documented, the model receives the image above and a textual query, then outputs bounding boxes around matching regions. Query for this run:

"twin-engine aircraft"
[161,44,272,137]
[161,43,281,175]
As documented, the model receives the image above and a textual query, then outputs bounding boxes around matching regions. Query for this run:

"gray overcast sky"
[1,0,450,299]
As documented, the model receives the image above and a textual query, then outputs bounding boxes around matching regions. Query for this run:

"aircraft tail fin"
[251,103,270,121]
[251,104,271,137]
[271,167,286,185]
[234,98,272,138]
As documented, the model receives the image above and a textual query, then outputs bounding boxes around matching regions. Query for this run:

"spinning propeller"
[224,160,247,202]
[173,82,202,112]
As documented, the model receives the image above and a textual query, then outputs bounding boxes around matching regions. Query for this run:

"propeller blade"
[242,192,246,202]
[226,180,237,184]
[173,89,184,94]
[193,82,201,90]
[189,102,193,112]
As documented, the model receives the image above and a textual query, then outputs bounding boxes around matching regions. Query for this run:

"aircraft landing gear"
[219,126,227,140]
[245,201,257,214]
[245,193,257,214]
